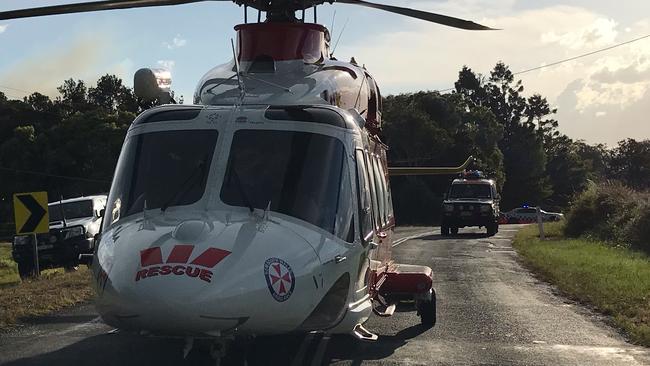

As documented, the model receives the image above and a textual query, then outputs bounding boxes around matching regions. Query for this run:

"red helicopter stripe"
[190,247,231,268]
[166,244,194,264]
[140,247,163,267]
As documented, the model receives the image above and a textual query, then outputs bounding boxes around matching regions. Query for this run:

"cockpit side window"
[334,157,354,242]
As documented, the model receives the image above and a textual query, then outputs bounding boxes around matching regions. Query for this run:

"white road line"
[310,334,331,366]
[52,316,102,336]
[392,229,438,247]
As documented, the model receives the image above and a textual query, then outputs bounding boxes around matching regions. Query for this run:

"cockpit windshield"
[449,183,493,199]
[103,129,218,230]
[220,129,353,238]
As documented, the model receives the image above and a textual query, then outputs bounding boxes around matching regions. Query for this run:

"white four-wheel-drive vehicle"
[441,171,500,236]
[501,206,564,224]
[11,195,107,278]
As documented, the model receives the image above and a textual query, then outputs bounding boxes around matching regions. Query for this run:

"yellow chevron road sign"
[13,191,49,235]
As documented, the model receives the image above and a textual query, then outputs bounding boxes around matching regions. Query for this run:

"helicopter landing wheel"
[416,289,437,328]
[184,338,232,366]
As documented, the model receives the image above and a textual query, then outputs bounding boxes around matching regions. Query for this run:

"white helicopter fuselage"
[93,104,381,337]
[0,0,491,349]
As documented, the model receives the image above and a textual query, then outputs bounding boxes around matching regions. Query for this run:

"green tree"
[57,78,89,115]
[88,74,139,113]
[544,135,590,211]
[455,63,552,209]
[609,139,650,190]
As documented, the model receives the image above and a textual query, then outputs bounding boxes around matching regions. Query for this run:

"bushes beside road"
[565,182,650,255]
[513,223,650,346]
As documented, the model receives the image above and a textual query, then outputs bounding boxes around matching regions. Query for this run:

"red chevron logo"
[135,245,231,283]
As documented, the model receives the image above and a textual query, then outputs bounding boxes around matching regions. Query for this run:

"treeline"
[383,63,650,224]
[0,75,150,227]
[0,64,649,229]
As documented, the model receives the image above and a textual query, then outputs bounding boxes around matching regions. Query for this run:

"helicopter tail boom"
[388,156,474,176]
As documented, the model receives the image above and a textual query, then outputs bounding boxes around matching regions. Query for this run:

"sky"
[1,0,650,146]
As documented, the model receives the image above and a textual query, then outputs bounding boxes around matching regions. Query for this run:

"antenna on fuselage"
[332,17,349,57]
[231,38,246,103]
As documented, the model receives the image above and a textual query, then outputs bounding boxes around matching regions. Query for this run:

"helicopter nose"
[95,219,321,335]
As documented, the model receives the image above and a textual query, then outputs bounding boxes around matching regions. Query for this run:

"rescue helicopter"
[1,0,492,363]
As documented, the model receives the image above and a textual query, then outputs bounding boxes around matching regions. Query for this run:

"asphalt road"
[1,225,648,365]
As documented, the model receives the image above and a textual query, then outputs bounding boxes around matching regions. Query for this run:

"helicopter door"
[355,150,374,244]
[350,149,376,297]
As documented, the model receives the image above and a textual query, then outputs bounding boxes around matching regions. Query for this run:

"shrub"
[565,182,639,241]
[565,181,650,255]
[623,201,650,254]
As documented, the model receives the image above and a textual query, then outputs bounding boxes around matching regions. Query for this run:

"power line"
[436,33,650,93]
[0,166,111,184]
[0,84,29,94]
[514,33,650,76]
[0,85,28,100]
[2,92,22,100]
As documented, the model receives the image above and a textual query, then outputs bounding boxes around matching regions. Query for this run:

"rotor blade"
[0,0,223,21]
[336,0,497,30]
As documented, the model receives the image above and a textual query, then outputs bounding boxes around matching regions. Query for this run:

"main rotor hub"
[234,0,331,13]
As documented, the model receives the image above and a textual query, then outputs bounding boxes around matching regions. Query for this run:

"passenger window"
[365,152,380,230]
[376,156,390,224]
[387,189,394,219]
[355,150,374,242]
[372,156,386,226]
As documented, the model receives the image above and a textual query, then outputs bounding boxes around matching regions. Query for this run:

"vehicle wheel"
[441,225,450,236]
[417,289,436,327]
[184,339,226,366]
[487,223,498,236]
[64,264,79,272]
[450,227,459,235]
[184,347,213,366]
[17,261,34,279]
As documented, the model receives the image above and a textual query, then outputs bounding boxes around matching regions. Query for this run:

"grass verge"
[0,242,94,328]
[0,243,20,285]
[513,223,650,346]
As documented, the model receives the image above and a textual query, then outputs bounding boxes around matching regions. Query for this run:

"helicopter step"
[352,324,379,342]
[372,294,396,317]
[372,301,396,317]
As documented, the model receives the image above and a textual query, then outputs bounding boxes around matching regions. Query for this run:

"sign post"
[32,232,39,276]
[536,206,545,240]
[13,192,49,278]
